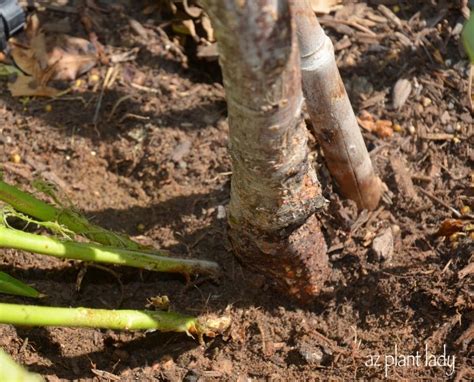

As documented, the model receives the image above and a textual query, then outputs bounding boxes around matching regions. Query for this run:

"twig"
[417,187,461,217]
[93,66,115,126]
[108,95,132,121]
[129,82,160,93]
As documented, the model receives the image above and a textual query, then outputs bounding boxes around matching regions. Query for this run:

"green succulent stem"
[0,226,220,276]
[0,180,151,251]
[0,348,43,382]
[0,302,201,333]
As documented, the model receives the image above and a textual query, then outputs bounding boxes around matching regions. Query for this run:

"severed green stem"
[0,271,41,298]
[0,180,151,251]
[0,302,198,332]
[0,348,44,382]
[0,226,220,276]
[0,303,230,338]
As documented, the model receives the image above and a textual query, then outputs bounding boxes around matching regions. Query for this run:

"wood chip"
[392,78,412,109]
[458,262,474,279]
[360,92,386,109]
[390,155,420,203]
[377,4,402,29]
[129,18,148,39]
[420,133,454,141]
[372,228,394,262]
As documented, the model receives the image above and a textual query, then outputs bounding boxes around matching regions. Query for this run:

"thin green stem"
[0,180,150,250]
[0,348,43,382]
[0,303,199,333]
[0,226,219,276]
[0,271,41,298]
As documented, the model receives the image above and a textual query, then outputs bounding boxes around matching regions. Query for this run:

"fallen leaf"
[9,14,97,88]
[32,34,97,82]
[8,75,61,97]
[436,219,464,237]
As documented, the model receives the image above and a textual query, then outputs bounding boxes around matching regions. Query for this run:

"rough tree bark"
[292,0,382,210]
[201,0,330,301]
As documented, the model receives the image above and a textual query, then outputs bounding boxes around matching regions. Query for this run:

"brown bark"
[292,0,382,211]
[201,0,330,302]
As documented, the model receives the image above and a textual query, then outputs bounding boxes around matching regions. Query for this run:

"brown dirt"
[0,1,472,380]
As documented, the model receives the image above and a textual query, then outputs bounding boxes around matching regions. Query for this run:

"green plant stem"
[0,303,200,334]
[0,271,41,298]
[0,226,219,276]
[0,348,43,382]
[0,180,148,250]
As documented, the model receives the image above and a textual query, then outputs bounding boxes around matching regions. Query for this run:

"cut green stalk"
[462,12,474,110]
[0,226,219,276]
[462,12,474,63]
[0,348,44,382]
[0,180,150,251]
[0,271,41,298]
[0,303,231,338]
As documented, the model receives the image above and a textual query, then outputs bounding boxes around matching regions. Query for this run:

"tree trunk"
[292,0,382,210]
[201,0,330,301]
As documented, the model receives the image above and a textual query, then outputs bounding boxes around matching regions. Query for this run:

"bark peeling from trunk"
[293,0,382,211]
[202,0,330,302]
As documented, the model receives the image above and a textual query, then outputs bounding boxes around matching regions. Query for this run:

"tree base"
[228,214,330,303]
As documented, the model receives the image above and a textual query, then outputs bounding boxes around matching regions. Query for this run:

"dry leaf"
[8,75,61,97]
[392,78,411,109]
[436,219,464,237]
[9,14,97,87]
[310,0,342,14]
[9,40,36,75]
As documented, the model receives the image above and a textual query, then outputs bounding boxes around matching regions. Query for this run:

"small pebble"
[298,343,324,365]
[372,228,394,262]
[10,153,21,163]
[393,124,402,132]
[217,205,226,220]
[445,124,455,134]
[421,97,432,107]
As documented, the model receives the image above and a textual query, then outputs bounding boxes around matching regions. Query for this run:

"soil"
[0,1,473,381]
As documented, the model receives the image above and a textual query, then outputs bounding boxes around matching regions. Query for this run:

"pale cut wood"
[201,0,329,302]
[292,0,382,210]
